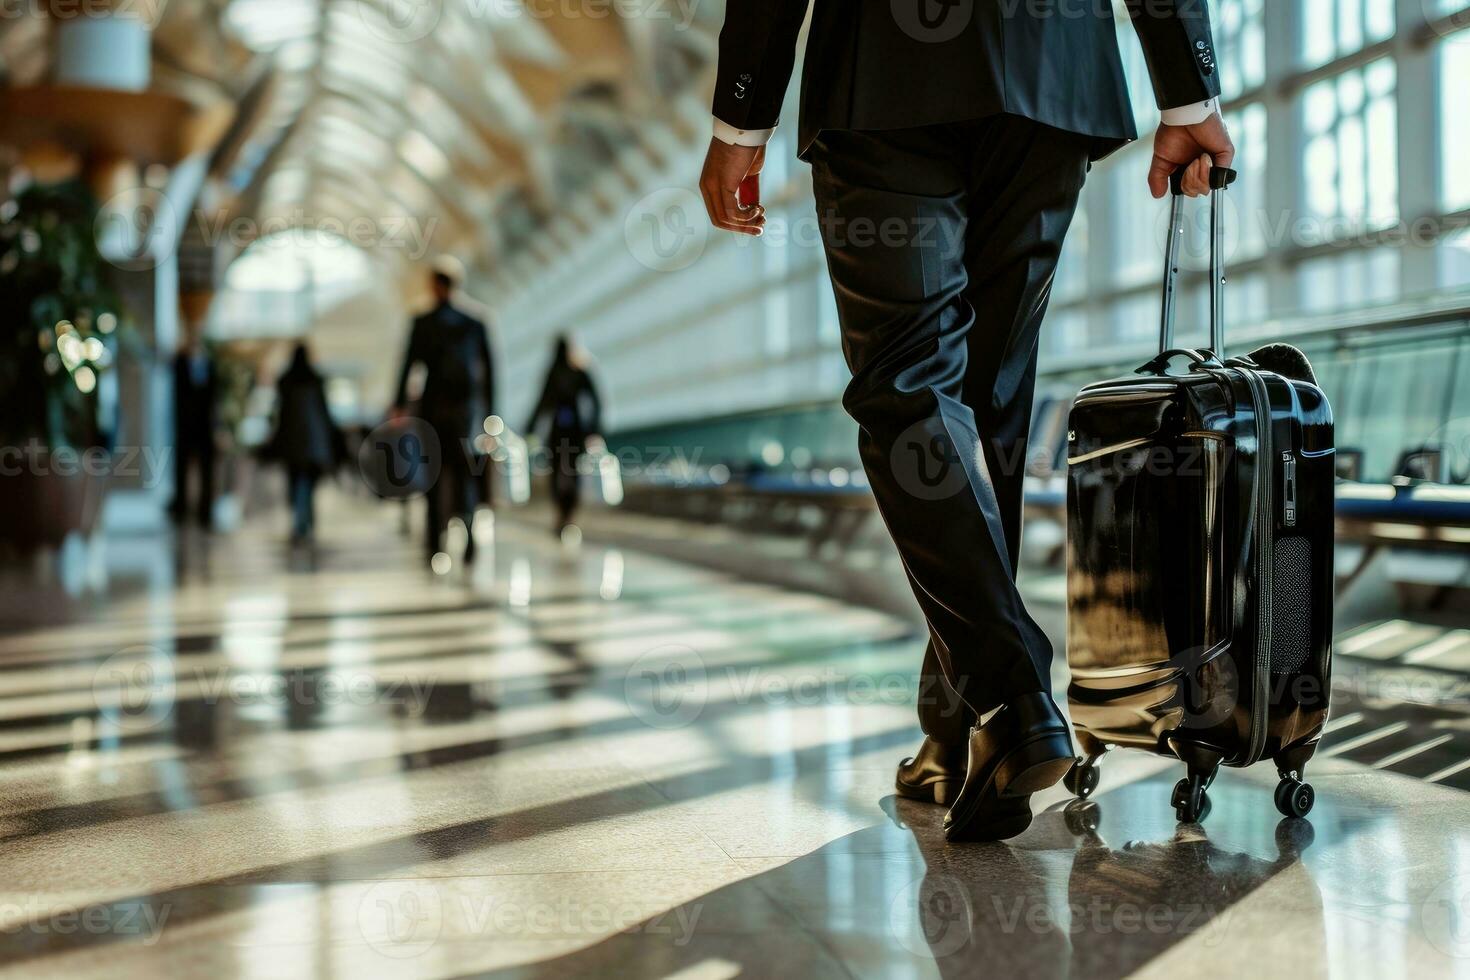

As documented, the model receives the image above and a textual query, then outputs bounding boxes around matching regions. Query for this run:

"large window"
[1215,0,1266,99]
[1334,337,1462,481]
[1428,0,1470,16]
[1043,309,1089,357]
[1440,227,1470,289]
[1225,272,1269,329]
[1109,292,1159,345]
[1054,208,1090,305]
[1300,0,1395,67]
[1107,149,1161,288]
[1302,58,1398,234]
[1296,248,1400,314]
[1224,103,1269,259]
[1442,42,1470,212]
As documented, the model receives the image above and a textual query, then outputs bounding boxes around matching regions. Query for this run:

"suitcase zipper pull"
[1282,451,1297,528]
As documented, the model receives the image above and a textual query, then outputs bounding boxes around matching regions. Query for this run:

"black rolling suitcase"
[1061,167,1335,823]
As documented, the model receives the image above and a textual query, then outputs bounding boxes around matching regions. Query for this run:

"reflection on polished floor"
[0,497,1467,978]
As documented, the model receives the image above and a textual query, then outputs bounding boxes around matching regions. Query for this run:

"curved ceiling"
[0,0,725,290]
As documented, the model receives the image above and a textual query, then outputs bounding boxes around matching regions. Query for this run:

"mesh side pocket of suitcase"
[1271,536,1312,674]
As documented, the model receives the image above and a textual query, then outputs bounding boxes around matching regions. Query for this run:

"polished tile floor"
[0,498,1467,978]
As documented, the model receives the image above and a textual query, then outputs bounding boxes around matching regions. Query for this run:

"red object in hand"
[738,174,760,209]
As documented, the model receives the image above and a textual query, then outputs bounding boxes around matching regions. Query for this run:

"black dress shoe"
[895,737,968,805]
[943,692,1074,843]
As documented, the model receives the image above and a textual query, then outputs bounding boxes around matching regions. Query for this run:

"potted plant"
[0,178,125,551]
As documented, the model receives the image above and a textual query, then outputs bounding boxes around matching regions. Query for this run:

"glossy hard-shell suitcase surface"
[1061,167,1334,823]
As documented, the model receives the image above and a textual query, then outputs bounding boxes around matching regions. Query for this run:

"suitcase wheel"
[1063,758,1101,799]
[1171,775,1212,824]
[1273,776,1315,818]
[1063,799,1101,836]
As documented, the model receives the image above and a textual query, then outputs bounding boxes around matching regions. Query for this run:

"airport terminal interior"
[2,0,1470,976]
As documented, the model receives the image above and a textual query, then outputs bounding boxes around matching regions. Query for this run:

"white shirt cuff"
[1160,98,1219,127]
[713,117,775,147]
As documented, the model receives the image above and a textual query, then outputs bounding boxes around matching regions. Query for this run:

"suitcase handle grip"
[1137,347,1224,377]
[1159,165,1238,360]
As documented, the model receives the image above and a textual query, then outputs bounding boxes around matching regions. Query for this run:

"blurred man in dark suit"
[171,325,218,528]
[699,0,1236,841]
[392,259,496,566]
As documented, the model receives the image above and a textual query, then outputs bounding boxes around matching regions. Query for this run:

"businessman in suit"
[171,327,219,529]
[392,261,496,566]
[699,0,1235,841]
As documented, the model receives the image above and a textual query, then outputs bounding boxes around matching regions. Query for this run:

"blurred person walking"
[526,335,602,535]
[391,259,496,566]
[171,326,219,529]
[269,343,343,544]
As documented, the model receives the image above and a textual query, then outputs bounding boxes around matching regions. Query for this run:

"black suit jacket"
[172,352,218,448]
[713,0,1222,159]
[394,301,496,441]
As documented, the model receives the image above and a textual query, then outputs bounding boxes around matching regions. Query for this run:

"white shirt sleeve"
[713,117,776,147]
[1160,97,1220,127]
[715,99,1216,144]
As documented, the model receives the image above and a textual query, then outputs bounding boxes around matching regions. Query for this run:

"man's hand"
[699,138,766,236]
[1148,113,1235,199]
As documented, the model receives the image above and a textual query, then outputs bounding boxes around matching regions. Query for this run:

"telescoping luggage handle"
[1157,165,1238,364]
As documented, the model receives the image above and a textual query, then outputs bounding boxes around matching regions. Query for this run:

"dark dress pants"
[808,115,1090,744]
[549,427,586,526]
[172,438,215,527]
[425,418,480,562]
[288,468,316,539]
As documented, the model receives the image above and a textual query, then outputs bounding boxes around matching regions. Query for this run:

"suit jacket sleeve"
[711,0,812,131]
[1123,0,1222,110]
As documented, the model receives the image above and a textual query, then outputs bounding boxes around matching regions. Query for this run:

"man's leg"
[958,116,1090,579]
[550,439,579,529]
[424,435,445,560]
[810,123,1079,718]
[452,441,478,563]
[916,636,977,744]
[171,443,190,522]
[930,119,1088,738]
[197,445,216,528]
[289,469,307,539]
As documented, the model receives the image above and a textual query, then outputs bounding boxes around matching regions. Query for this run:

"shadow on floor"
[473,774,1339,979]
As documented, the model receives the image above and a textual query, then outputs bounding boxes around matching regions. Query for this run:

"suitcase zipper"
[1239,368,1274,766]
[1282,451,1298,528]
